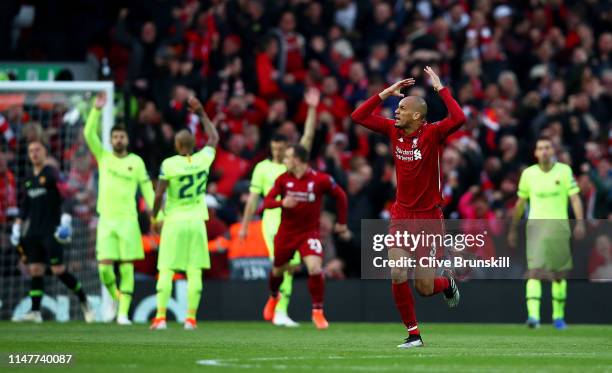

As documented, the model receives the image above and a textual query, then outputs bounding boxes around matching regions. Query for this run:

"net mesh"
[0,87,106,321]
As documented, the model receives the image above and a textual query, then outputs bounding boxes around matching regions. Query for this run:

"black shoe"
[397,334,424,348]
[442,269,460,308]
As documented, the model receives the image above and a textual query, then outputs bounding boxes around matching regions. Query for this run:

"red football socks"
[269,274,283,297]
[308,273,325,309]
[432,277,450,295]
[392,282,419,335]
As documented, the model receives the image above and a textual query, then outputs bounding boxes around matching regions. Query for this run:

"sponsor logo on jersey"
[395,145,422,162]
[28,187,47,198]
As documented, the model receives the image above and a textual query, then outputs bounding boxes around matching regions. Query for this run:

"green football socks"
[552,279,567,320]
[156,269,173,319]
[186,268,203,319]
[526,279,541,321]
[98,264,118,301]
[118,263,134,318]
[276,271,293,314]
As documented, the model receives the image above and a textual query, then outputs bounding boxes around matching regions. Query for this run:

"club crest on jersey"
[412,138,418,148]
[398,137,404,143]
[287,182,294,188]
[128,166,133,171]
[39,176,46,185]
[555,179,560,185]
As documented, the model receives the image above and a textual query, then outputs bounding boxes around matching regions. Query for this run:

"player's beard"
[112,143,127,154]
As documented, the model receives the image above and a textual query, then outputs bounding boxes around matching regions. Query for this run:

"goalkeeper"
[149,96,219,330]
[11,141,94,323]
[84,92,155,325]
[509,136,585,330]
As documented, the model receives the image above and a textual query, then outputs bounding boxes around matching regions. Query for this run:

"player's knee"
[50,265,65,275]
[306,264,322,276]
[414,280,434,296]
[390,268,407,283]
[272,266,285,277]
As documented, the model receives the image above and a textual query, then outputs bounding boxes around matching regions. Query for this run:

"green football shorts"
[158,218,210,271]
[526,220,572,272]
[96,216,144,261]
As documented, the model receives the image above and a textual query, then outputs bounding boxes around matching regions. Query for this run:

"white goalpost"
[0,81,114,322]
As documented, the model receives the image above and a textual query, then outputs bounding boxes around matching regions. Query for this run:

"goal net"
[0,81,114,321]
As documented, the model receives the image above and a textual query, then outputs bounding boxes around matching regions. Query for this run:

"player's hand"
[424,66,444,91]
[304,87,320,108]
[54,213,72,244]
[334,223,352,241]
[10,222,21,247]
[238,224,248,241]
[282,196,298,208]
[379,78,415,100]
[573,221,586,240]
[94,92,107,110]
[507,229,518,249]
[187,96,204,115]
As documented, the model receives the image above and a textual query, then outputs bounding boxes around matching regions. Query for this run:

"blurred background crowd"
[0,0,610,280]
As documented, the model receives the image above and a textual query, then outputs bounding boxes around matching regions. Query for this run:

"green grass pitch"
[1,322,611,372]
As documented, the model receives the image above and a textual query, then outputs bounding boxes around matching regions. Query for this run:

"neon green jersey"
[517,162,580,219]
[249,159,286,222]
[84,108,154,218]
[159,146,216,221]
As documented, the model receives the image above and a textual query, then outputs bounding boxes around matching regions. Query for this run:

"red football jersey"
[263,168,348,236]
[351,88,466,212]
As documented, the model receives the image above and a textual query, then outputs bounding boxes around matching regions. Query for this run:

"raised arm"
[424,66,466,141]
[299,87,320,153]
[83,92,108,160]
[350,78,415,136]
[188,96,219,148]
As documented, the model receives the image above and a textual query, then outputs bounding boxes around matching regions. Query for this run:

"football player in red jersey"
[351,66,466,348]
[262,144,349,329]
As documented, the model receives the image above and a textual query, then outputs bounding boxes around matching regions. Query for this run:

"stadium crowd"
[0,0,611,279]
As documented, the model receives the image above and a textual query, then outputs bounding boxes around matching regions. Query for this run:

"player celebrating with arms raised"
[509,136,584,330]
[351,67,465,348]
[84,93,155,325]
[262,144,349,329]
[149,96,219,330]
[12,141,94,323]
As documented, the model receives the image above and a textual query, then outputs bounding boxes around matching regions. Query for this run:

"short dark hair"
[111,124,128,135]
[288,144,309,163]
[536,135,552,144]
[270,133,288,143]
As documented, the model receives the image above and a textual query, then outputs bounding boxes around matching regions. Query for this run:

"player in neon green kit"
[150,96,219,330]
[239,88,320,327]
[510,136,585,330]
[84,92,155,325]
